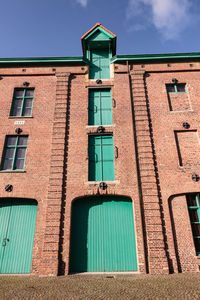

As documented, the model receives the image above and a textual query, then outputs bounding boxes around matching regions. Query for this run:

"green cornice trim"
[0,56,87,66]
[111,52,200,63]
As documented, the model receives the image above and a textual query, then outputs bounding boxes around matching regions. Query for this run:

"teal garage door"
[0,198,37,274]
[70,196,137,272]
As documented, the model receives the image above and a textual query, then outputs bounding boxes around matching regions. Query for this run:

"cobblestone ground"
[0,273,200,300]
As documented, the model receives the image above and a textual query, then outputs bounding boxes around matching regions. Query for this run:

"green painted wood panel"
[90,50,110,79]
[70,196,138,272]
[89,135,114,181]
[88,89,112,126]
[0,199,37,274]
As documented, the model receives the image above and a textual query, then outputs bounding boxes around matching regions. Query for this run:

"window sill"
[86,124,115,128]
[85,180,120,185]
[0,170,26,173]
[9,116,33,119]
[169,110,194,113]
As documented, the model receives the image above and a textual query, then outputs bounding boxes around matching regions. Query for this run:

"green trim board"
[70,195,138,272]
[0,51,200,66]
[0,198,37,274]
[0,56,87,66]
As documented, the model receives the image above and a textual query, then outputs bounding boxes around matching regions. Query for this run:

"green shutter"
[88,89,112,126]
[0,199,37,274]
[89,135,114,181]
[70,196,138,272]
[90,50,110,79]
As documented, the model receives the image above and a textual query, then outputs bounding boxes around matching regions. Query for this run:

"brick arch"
[169,193,199,273]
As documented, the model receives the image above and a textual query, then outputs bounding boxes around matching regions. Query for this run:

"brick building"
[0,23,200,275]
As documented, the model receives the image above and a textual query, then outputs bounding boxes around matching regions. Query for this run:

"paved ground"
[0,273,200,300]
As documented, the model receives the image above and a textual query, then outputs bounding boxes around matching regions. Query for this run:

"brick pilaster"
[130,70,169,274]
[42,72,70,276]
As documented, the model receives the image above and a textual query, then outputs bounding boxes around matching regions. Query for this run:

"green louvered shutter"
[88,89,112,126]
[0,199,37,274]
[89,135,114,181]
[70,196,138,272]
[90,50,110,79]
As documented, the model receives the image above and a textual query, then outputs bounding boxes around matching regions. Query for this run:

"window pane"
[25,89,34,97]
[12,107,22,116]
[23,107,32,116]
[15,159,24,170]
[189,210,199,222]
[7,137,17,146]
[15,90,24,97]
[187,194,197,206]
[166,85,175,93]
[16,148,26,159]
[24,99,33,108]
[177,84,186,92]
[194,238,200,254]
[5,148,15,159]
[2,159,13,170]
[192,224,200,236]
[18,136,28,146]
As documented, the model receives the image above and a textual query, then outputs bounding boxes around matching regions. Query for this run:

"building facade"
[0,23,200,275]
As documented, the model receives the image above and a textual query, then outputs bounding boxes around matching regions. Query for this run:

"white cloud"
[76,0,88,7]
[127,0,193,39]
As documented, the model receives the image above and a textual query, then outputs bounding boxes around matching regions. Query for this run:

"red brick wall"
[0,60,200,275]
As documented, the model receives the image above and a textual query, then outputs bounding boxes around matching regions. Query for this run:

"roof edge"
[111,52,200,63]
[0,56,87,65]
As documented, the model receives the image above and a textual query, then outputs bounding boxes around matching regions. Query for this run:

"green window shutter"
[89,135,114,181]
[101,136,115,181]
[10,88,34,117]
[90,50,110,79]
[88,89,112,125]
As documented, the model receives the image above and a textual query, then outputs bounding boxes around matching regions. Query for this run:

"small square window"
[1,135,28,171]
[166,83,186,93]
[10,88,34,117]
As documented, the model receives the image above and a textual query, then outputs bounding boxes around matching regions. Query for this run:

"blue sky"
[0,0,200,58]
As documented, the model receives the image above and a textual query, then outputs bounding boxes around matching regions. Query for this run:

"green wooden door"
[88,89,112,126]
[89,135,115,181]
[0,199,37,274]
[90,50,110,79]
[70,196,137,272]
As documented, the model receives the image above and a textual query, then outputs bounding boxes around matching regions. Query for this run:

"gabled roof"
[81,23,116,40]
[81,23,117,56]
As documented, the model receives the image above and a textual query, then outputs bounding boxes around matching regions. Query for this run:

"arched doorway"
[70,195,137,273]
[0,198,37,274]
